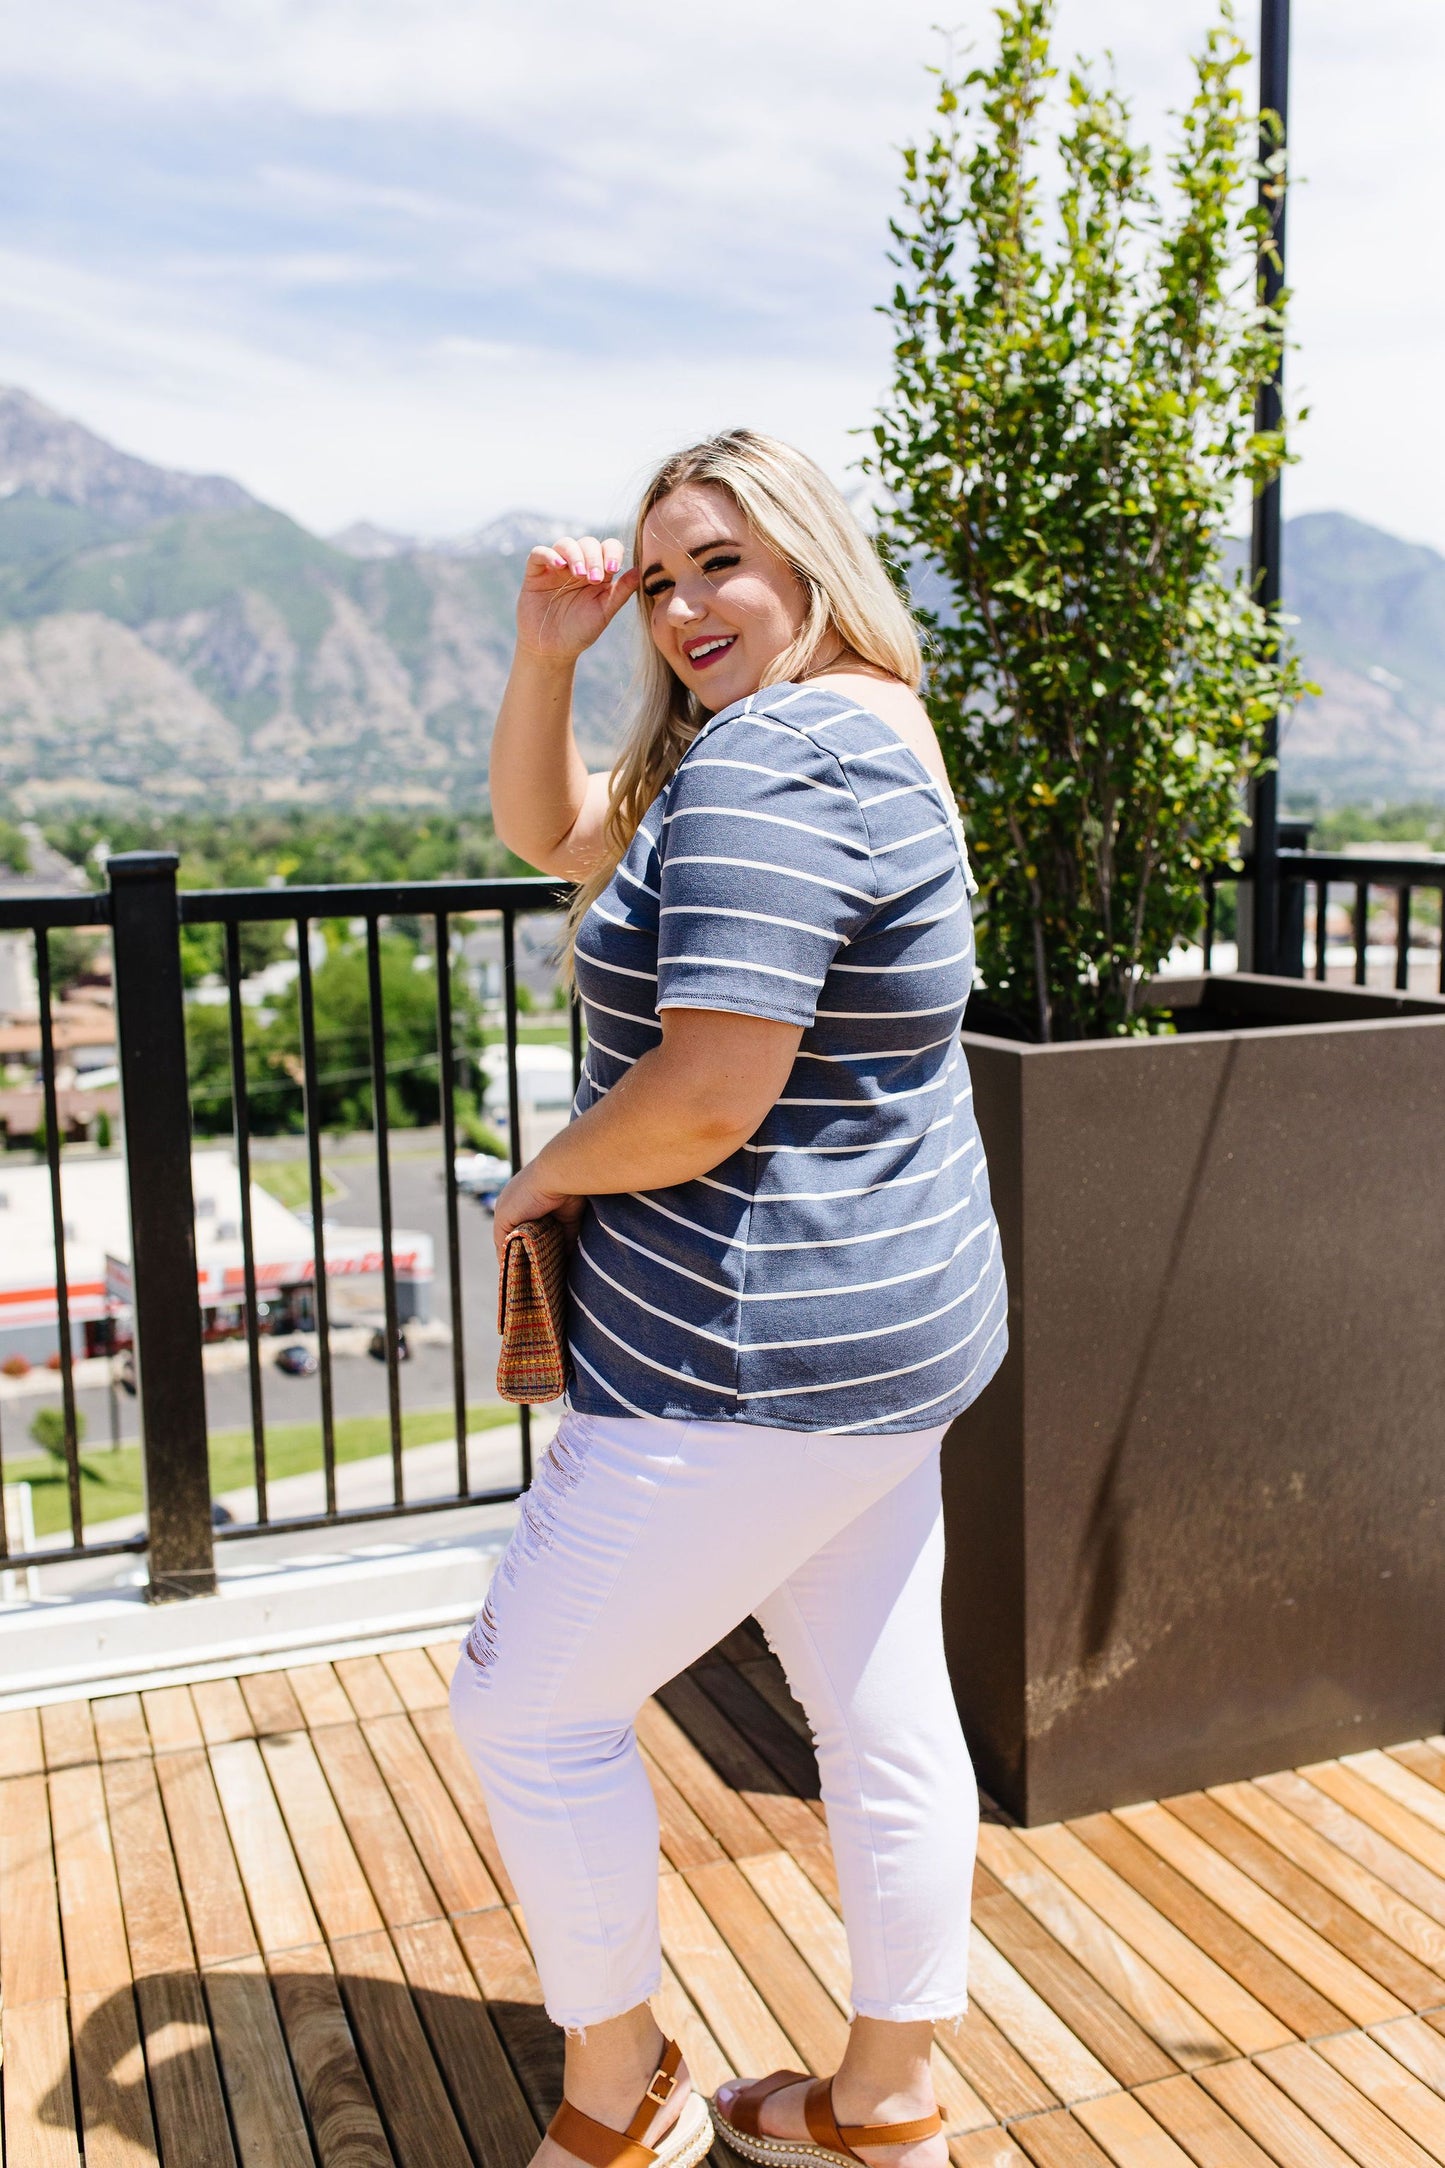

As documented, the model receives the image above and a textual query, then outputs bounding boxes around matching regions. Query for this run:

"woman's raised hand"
[517,535,638,660]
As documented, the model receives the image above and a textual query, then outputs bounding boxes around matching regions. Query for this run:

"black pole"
[1247,0,1290,975]
[109,853,216,1599]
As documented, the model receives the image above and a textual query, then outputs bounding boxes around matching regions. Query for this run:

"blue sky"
[2,0,1442,547]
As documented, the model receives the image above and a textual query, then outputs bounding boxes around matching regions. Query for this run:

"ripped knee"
[454,1424,592,1696]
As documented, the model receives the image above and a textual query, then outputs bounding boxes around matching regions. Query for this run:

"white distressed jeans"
[449,1409,978,2032]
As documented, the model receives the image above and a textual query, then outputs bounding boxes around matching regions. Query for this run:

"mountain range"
[0,385,1442,810]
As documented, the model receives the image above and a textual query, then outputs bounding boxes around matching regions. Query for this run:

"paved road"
[15,1138,510,1455]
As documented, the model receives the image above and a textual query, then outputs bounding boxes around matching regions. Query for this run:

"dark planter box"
[942,972,1445,1825]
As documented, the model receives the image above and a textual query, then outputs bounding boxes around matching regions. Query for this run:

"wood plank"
[133,1968,238,2168]
[948,2133,1031,2168]
[655,1676,829,1853]
[0,1772,67,2002]
[655,1952,734,2094]
[1342,1754,1445,1843]
[92,1696,151,1764]
[1118,1801,1407,2027]
[40,1698,97,1770]
[1209,1782,1445,1981]
[1299,1764,1445,1886]
[267,1941,393,2168]
[1256,2043,1440,2168]
[1008,2108,1114,2166]
[3,2000,82,2168]
[977,1826,1233,2071]
[392,1916,539,2168]
[153,1747,259,1969]
[1370,2014,1445,2097]
[308,1722,440,1926]
[425,1640,461,1688]
[1391,1743,1445,1797]
[0,1704,44,1777]
[1071,2091,1199,2166]
[638,1693,783,1863]
[685,1856,848,2074]
[379,1647,450,1712]
[1194,2059,1359,2168]
[691,1661,821,1804]
[939,2006,1061,2123]
[1072,1813,1346,2039]
[69,1983,162,2167]
[141,1686,204,1754]
[1133,2073,1279,2167]
[206,1739,322,1955]
[50,1761,132,1995]
[735,1851,993,2135]
[256,1729,383,1942]
[410,1703,518,1904]
[1020,1825,1293,2057]
[973,1885,1177,2088]
[736,1657,814,1745]
[328,1926,473,2168]
[331,1656,403,1722]
[966,1930,1118,2107]
[236,1672,306,1739]
[102,1756,195,1976]
[203,1955,314,2168]
[284,1664,356,1731]
[644,1743,726,1872]
[658,1868,799,2077]
[1174,1793,1445,2012]
[451,1901,563,2128]
[1314,2030,1445,2162]
[191,1679,255,1746]
[1256,1772,1445,1930]
[359,1712,501,1916]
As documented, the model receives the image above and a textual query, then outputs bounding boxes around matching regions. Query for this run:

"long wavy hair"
[563,429,923,959]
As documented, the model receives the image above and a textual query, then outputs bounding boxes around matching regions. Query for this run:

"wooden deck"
[5,1625,1445,2168]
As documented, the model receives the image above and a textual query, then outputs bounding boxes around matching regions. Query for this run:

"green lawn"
[251,1161,343,1210]
[6,1402,521,1537]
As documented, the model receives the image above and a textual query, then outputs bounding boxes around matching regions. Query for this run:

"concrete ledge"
[0,1519,510,1710]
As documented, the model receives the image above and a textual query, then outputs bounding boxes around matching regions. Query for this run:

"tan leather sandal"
[712,2071,942,2168]
[548,2039,714,2168]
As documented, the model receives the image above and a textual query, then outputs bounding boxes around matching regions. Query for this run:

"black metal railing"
[0,884,146,1576]
[4,838,1442,1601]
[1204,849,1445,993]
[1,854,576,1599]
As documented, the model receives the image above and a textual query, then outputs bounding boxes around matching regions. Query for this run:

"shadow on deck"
[4,1621,1445,2167]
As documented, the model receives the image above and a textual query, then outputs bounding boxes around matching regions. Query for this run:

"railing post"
[109,853,216,1600]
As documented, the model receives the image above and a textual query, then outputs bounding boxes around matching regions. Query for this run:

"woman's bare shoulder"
[805,670,949,788]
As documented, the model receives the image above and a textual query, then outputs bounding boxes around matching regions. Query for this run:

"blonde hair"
[564,430,922,960]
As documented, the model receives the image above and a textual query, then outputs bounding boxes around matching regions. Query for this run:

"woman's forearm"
[489,649,593,870]
[534,1013,804,1200]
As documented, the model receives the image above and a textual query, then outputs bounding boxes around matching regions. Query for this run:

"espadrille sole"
[654,2091,716,2168]
[711,2107,859,2168]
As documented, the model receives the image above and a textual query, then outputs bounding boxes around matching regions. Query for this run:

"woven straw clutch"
[496,1215,570,1403]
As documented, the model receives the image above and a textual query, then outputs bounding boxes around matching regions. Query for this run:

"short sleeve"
[654,719,876,1028]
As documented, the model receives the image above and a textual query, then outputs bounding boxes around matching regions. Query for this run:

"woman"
[452,431,1007,2168]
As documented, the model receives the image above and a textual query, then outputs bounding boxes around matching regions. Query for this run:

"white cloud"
[0,0,1440,545]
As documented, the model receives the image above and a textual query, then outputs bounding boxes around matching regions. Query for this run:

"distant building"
[0,1148,433,1364]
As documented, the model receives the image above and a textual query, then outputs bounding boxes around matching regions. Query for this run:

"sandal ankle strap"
[804,2079,942,2160]
[549,2040,684,2168]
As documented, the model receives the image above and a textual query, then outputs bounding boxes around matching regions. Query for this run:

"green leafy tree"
[870,0,1309,1038]
[29,1404,87,1458]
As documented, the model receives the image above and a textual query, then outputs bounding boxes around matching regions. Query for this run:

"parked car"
[368,1328,410,1364]
[274,1343,319,1377]
[453,1150,510,1203]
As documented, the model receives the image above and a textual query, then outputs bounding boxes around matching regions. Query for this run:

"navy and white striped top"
[567,681,1008,1435]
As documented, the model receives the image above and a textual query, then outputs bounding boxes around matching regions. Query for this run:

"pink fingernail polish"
[589,568,603,582]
